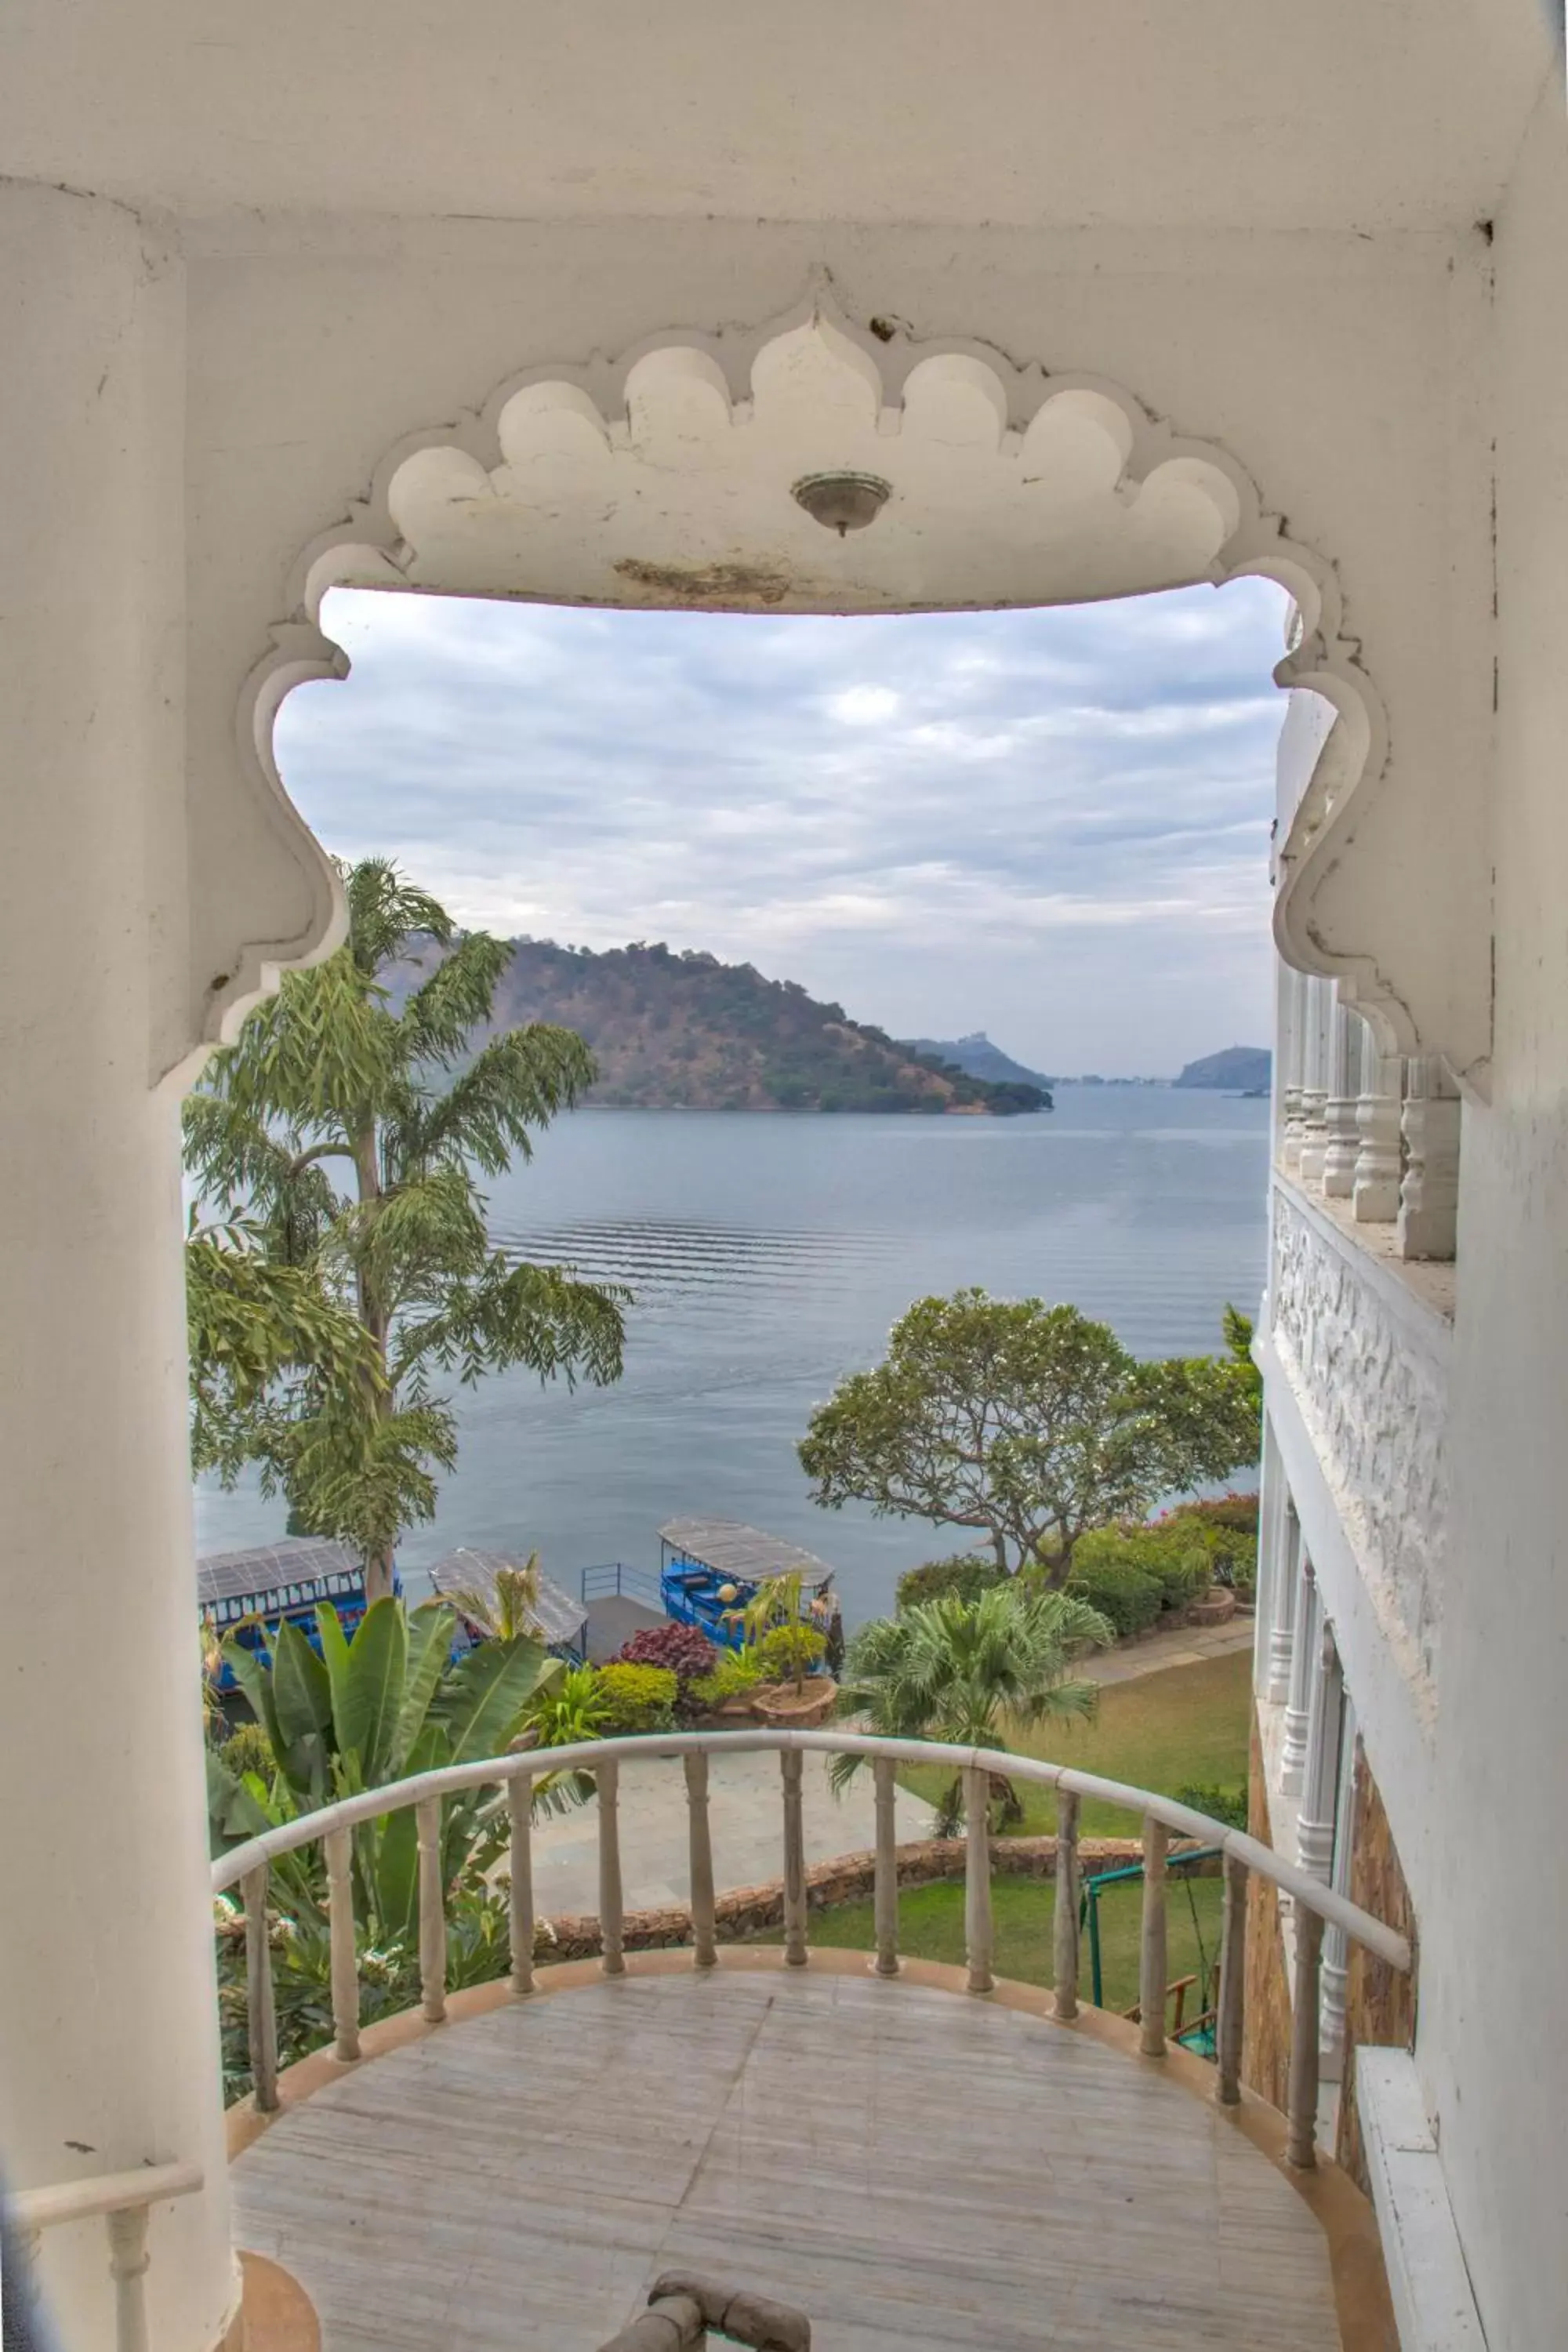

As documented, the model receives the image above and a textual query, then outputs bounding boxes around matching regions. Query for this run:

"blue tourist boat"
[197,1537,391,1693]
[426,1546,590,1664]
[657,1517,839,1651]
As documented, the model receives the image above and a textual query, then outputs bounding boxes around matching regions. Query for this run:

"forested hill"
[415,938,1051,1114]
[1174,1045,1271,1092]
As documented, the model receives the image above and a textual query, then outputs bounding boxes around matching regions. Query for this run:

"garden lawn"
[762,1868,1226,2019]
[895,1646,1251,1838]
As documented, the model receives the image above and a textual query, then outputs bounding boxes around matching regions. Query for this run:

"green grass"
[896,1647,1251,1838]
[760,1869,1225,2019]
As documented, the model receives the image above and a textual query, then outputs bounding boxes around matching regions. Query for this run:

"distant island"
[901,1031,1055,1093]
[1174,1045,1272,1093]
[407,938,1051,1114]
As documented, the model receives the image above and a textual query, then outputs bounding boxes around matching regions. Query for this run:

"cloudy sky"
[274,578,1290,1078]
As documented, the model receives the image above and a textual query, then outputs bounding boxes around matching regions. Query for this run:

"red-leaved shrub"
[616,1623,719,1688]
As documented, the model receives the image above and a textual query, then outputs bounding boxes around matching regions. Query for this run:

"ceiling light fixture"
[791,472,893,536]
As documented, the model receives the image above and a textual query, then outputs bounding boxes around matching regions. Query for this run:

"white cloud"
[270,578,1290,1076]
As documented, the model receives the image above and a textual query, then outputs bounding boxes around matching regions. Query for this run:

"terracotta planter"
[750,1677,838,1730]
[1185,1584,1238,1628]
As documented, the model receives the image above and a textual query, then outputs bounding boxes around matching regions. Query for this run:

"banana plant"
[213,1596,563,1938]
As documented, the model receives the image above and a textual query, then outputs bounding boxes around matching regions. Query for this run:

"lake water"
[194,1085,1271,1628]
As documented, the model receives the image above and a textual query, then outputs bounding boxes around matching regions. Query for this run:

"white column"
[1399,1054,1461,1261]
[1298,979,1331,1187]
[1322,1000,1362,1199]
[1267,1501,1301,1709]
[1320,1700,1359,2081]
[1295,1617,1344,1885]
[1280,1557,1316,1796]
[0,187,238,2350]
[1353,1046,1405,1224]
[1280,967,1305,1172]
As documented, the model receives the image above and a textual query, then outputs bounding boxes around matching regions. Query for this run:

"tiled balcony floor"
[231,1960,1347,2352]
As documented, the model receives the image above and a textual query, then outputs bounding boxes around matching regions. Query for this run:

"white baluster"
[1320,1703,1359,2078]
[1052,1788,1080,2020]
[416,1797,448,2021]
[684,1750,717,1969]
[781,1749,808,1967]
[964,1766,994,1994]
[1280,1558,1316,1796]
[1295,1619,1344,1886]
[872,1755,899,1978]
[243,1863,279,2111]
[598,1758,626,1976]
[1354,1047,1404,1223]
[509,1769,535,1995]
[325,1825,360,2061]
[1322,1002,1361,1198]
[1298,979,1330,1187]
[105,2205,151,2352]
[1262,1477,1298,1709]
[1215,1853,1247,2107]
[1138,1815,1169,2056]
[1280,968,1305,1172]
[1399,1054,1461,1261]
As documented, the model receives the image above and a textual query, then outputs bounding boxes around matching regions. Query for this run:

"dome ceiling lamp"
[791,471,893,536]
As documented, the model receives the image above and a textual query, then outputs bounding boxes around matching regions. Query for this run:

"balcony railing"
[212,1727,1411,2176]
[9,2160,204,2352]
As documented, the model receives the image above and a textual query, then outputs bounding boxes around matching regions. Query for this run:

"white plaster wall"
[1418,82,1568,2352]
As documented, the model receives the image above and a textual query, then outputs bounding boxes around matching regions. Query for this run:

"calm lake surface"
[194,1086,1271,1628]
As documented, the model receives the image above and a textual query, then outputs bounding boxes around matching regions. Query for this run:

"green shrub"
[219,1722,277,1783]
[1071,1524,1210,1613]
[755,1622,827,1690]
[895,1554,1008,1612]
[1063,1558,1163,1638]
[593,1661,677,1733]
[689,1648,764,1708]
[1174,1781,1249,1831]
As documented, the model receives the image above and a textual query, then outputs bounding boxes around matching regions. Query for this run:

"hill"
[1174,1046,1271,1092]
[901,1031,1055,1094]
[416,939,1051,1114]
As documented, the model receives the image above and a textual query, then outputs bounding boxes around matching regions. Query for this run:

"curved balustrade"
[9,2161,204,2352]
[212,1727,1412,2170]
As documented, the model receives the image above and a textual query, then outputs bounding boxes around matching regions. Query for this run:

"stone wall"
[1270,1182,1450,1686]
[1241,1715,1294,2111]
[1334,1747,1418,2194]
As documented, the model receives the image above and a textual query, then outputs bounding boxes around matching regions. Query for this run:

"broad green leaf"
[221,1635,285,1761]
[271,1617,333,1755]
[394,1605,456,1776]
[371,1721,451,1939]
[335,1595,408,1783]
[432,1634,557,1765]
[315,1602,354,1748]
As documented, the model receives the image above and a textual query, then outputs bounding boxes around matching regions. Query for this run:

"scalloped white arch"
[221,288,1394,1050]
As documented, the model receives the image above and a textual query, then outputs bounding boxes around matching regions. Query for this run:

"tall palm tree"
[833,1584,1113,1833]
[185,860,628,1597]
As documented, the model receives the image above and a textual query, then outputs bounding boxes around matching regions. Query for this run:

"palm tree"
[832,1584,1113,1834]
[184,860,628,1598]
[439,1556,543,1642]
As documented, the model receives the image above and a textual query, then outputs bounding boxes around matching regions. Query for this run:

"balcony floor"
[231,1957,1348,2352]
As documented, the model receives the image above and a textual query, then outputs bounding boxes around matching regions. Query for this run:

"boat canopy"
[426,1547,589,1653]
[197,1537,363,1630]
[658,1519,837,1588]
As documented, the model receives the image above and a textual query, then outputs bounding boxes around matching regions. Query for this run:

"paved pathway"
[530,1746,935,1918]
[1082,1614,1253,1686]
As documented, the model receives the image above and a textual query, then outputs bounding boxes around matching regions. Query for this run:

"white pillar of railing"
[781,1750,808,1966]
[1322,1003,1362,1198]
[1280,967,1305,1171]
[964,1767,994,1994]
[1215,1853,1248,2107]
[106,2205,152,2352]
[872,1755,899,1977]
[1354,1047,1404,1223]
[598,1757,626,1976]
[509,1769,535,1995]
[1052,1788,1080,2020]
[1298,978,1332,1188]
[416,1796,447,2023]
[11,2165,205,2352]
[1320,1704,1359,2078]
[1296,1618,1344,1885]
[1138,1815,1169,2056]
[685,1750,717,1969]
[243,1863,279,2111]
[1399,1054,1461,1261]
[325,1824,361,2061]
[1267,1501,1301,1709]
[1287,1907,1325,2169]
[1280,1556,1316,1796]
